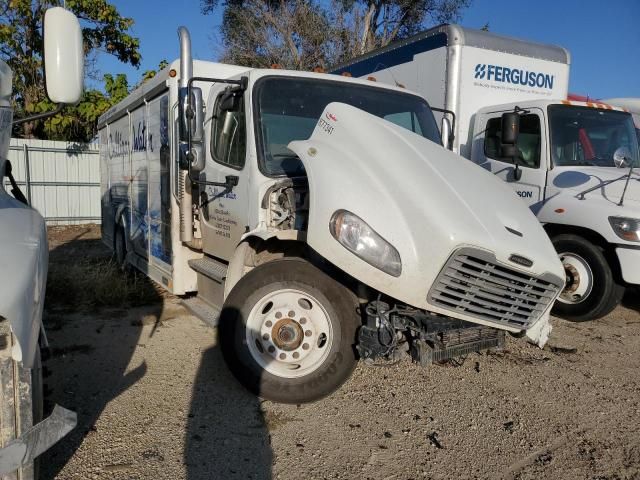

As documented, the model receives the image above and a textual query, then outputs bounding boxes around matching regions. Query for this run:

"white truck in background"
[333,25,640,321]
[99,26,565,404]
[0,8,81,477]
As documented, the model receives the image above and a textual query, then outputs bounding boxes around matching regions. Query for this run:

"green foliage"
[0,0,140,140]
[202,0,471,69]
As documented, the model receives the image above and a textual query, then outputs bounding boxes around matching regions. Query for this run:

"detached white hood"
[0,189,48,368]
[289,103,564,335]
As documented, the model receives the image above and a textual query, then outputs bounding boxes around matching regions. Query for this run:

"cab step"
[182,295,222,329]
[188,256,228,283]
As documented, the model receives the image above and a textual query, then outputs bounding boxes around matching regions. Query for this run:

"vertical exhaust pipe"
[177,26,193,243]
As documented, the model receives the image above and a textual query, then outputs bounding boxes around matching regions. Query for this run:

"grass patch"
[46,257,162,312]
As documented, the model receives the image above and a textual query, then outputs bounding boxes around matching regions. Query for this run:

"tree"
[218,0,336,69]
[39,59,168,142]
[201,0,471,69]
[0,0,141,137]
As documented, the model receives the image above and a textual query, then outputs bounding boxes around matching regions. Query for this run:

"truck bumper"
[616,247,640,285]
[0,405,76,475]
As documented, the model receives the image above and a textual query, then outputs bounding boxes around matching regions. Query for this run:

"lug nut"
[300,317,307,325]
[268,346,275,353]
[302,343,310,350]
[292,352,300,359]
[305,330,312,337]
[275,312,282,319]
[288,310,295,317]
[263,333,269,340]
[279,353,286,360]
[265,320,273,327]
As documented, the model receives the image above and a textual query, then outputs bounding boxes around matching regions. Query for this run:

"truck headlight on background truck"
[609,216,640,242]
[330,210,402,277]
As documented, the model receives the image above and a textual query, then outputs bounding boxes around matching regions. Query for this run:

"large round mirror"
[613,146,631,168]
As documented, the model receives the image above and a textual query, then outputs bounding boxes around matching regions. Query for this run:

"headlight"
[329,210,402,277]
[609,216,640,242]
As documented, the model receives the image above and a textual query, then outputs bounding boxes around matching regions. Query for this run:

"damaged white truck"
[332,25,640,322]
[99,27,565,404]
[0,7,81,478]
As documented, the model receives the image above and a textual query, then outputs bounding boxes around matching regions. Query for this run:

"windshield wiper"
[618,163,636,206]
[577,171,636,203]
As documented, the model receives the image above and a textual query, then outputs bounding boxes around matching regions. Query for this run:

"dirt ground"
[40,225,640,480]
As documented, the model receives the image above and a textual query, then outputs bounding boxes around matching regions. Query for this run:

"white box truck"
[99,27,565,404]
[0,8,81,477]
[333,25,640,321]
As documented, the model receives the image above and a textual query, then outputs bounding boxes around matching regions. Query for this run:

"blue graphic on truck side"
[474,64,554,90]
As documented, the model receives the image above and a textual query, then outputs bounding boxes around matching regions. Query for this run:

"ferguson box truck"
[0,8,81,477]
[99,27,565,404]
[333,25,640,321]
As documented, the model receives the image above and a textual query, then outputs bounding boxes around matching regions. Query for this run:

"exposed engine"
[358,300,505,366]
[265,180,309,231]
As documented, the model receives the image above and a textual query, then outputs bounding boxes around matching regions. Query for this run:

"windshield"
[254,76,441,176]
[548,105,640,168]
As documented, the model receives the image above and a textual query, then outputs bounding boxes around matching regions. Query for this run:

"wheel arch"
[543,223,623,284]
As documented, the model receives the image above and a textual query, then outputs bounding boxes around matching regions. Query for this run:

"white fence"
[3,138,100,225]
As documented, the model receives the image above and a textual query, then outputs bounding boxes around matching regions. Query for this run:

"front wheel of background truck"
[114,224,127,270]
[219,258,360,404]
[551,234,625,322]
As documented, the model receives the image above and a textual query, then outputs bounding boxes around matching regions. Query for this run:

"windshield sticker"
[325,112,338,122]
[317,118,335,135]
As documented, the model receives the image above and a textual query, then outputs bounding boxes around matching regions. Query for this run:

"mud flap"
[0,405,76,475]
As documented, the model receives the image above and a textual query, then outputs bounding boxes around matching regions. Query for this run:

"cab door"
[475,108,549,211]
[199,84,249,261]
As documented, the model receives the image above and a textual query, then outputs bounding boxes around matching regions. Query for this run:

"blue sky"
[95,0,639,99]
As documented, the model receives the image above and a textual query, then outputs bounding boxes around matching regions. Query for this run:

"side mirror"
[178,86,204,143]
[220,88,243,112]
[44,7,84,104]
[500,112,522,181]
[440,117,452,150]
[613,146,632,168]
[501,112,520,145]
[178,86,205,172]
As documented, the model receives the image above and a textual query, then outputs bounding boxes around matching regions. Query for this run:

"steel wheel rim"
[246,288,334,379]
[558,252,594,304]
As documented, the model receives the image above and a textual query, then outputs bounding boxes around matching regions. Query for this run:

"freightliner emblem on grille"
[508,254,534,268]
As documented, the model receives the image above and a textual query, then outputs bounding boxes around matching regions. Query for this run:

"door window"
[484,114,541,168]
[211,91,246,169]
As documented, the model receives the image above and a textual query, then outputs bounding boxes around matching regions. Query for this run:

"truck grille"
[427,248,562,329]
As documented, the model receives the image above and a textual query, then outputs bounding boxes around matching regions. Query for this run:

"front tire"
[219,258,360,404]
[551,234,624,322]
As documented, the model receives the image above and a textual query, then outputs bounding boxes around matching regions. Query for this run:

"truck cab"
[99,28,567,404]
[472,99,640,320]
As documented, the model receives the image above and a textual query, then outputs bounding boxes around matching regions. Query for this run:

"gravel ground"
[40,226,640,480]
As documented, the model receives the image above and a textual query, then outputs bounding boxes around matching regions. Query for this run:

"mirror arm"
[12,103,65,126]
[431,106,456,144]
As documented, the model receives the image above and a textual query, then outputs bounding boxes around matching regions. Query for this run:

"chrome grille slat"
[428,249,562,329]
[441,271,555,303]
[450,260,555,295]
[436,295,531,320]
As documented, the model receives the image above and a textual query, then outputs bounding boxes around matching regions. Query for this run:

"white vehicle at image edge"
[334,24,640,322]
[98,27,565,404]
[0,7,82,477]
